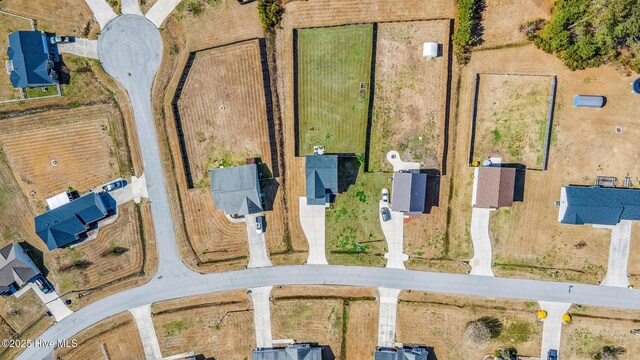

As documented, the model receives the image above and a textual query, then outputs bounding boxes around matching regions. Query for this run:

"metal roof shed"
[573,95,605,108]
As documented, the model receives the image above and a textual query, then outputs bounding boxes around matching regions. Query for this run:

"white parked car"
[381,188,389,204]
[255,216,265,234]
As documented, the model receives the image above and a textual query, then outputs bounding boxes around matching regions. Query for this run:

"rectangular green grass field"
[296,24,374,155]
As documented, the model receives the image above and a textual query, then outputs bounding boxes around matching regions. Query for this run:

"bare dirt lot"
[0,0,96,38]
[151,290,254,359]
[175,39,274,187]
[472,74,553,169]
[271,286,378,360]
[0,105,127,213]
[370,20,450,172]
[54,312,145,360]
[480,0,553,49]
[561,305,640,360]
[453,42,640,283]
[398,291,542,359]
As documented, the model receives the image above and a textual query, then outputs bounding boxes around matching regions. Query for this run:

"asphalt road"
[97,15,189,278]
[17,265,640,359]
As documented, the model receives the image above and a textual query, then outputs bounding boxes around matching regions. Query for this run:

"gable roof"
[374,346,429,360]
[474,166,516,209]
[35,192,116,250]
[305,155,338,205]
[252,344,325,360]
[391,171,427,215]
[210,164,263,216]
[558,186,640,225]
[0,243,41,293]
[7,31,56,88]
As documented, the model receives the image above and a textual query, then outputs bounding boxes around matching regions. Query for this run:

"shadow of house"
[421,169,441,214]
[19,241,47,277]
[337,155,360,193]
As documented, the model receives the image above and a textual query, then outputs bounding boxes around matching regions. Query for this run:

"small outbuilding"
[472,166,516,209]
[391,171,427,216]
[305,154,339,207]
[6,31,59,89]
[558,185,640,225]
[35,192,117,250]
[210,164,263,217]
[573,95,605,108]
[422,42,438,60]
[374,345,429,360]
[0,243,41,296]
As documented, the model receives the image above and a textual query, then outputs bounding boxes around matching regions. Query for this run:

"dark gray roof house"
[210,164,263,216]
[558,186,640,225]
[35,192,117,250]
[0,243,41,296]
[305,155,338,206]
[7,31,59,89]
[252,343,330,360]
[473,166,516,209]
[374,346,429,360]
[391,171,427,216]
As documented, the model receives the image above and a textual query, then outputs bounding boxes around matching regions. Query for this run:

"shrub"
[258,0,283,29]
[186,0,204,16]
[453,0,484,64]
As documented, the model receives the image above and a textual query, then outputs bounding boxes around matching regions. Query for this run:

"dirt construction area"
[398,291,542,359]
[54,312,145,359]
[369,20,451,172]
[472,73,553,169]
[0,105,127,213]
[271,286,378,360]
[174,39,275,188]
[151,291,254,359]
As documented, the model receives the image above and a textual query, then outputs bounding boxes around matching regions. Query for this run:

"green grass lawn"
[325,158,388,267]
[296,24,374,155]
[23,85,59,99]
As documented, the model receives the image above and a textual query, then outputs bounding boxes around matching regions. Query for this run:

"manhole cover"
[219,105,225,111]
[50,159,58,166]
[615,126,623,134]
[391,154,396,159]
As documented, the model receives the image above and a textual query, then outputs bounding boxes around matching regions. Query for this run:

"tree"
[465,316,503,346]
[595,346,626,360]
[258,0,283,29]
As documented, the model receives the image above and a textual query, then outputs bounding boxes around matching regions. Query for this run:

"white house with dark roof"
[210,164,263,217]
[558,185,640,225]
[252,343,329,360]
[374,345,429,360]
[0,243,41,296]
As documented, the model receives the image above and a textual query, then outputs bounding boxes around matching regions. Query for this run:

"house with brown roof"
[472,166,516,209]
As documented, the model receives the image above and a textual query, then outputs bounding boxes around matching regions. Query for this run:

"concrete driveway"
[246,215,272,268]
[602,220,632,287]
[470,208,495,276]
[379,201,408,269]
[377,287,401,347]
[58,39,99,59]
[538,301,571,360]
[15,284,73,322]
[129,304,162,359]
[84,0,118,29]
[145,0,182,27]
[249,286,273,349]
[299,197,328,265]
[94,174,148,205]
[121,0,143,15]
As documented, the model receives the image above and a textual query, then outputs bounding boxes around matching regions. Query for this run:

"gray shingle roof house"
[35,192,117,250]
[374,346,429,360]
[0,243,41,296]
[391,171,427,216]
[305,155,338,206]
[558,186,640,225]
[473,166,516,209]
[252,343,330,360]
[210,164,263,216]
[7,31,58,89]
